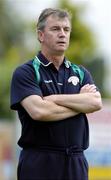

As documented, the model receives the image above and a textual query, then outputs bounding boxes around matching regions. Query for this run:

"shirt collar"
[64,59,71,68]
[37,51,52,66]
[36,51,71,68]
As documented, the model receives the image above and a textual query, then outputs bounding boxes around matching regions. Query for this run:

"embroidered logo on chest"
[68,76,79,86]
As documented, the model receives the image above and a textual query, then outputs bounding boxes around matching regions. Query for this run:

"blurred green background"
[0,0,111,179]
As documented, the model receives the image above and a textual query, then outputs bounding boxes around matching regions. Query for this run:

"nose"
[58,28,66,37]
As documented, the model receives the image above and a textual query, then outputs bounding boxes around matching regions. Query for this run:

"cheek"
[45,34,55,43]
[44,34,53,42]
[67,34,70,40]
[67,35,70,44]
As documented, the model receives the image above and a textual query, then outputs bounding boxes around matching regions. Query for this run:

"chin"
[57,47,67,52]
[55,50,65,56]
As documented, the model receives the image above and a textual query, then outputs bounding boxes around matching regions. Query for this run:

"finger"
[80,84,97,93]
[87,85,97,91]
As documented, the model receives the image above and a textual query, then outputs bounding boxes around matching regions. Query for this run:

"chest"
[39,66,81,95]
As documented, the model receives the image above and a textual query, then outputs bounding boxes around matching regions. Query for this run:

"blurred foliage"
[84,57,106,97]
[0,0,106,120]
[0,0,36,119]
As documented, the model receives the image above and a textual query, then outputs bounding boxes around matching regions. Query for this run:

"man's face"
[38,15,71,55]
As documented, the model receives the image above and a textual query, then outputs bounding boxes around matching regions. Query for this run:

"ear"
[37,30,44,43]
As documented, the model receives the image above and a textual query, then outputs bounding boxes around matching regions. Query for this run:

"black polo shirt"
[10,52,94,150]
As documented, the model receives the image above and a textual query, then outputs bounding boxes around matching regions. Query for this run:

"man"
[10,8,102,180]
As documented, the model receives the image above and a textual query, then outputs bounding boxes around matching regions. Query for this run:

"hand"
[80,84,97,94]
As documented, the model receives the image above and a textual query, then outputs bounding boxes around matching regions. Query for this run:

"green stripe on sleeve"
[71,64,84,84]
[32,57,40,84]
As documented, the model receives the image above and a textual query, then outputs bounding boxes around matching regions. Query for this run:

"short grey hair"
[37,8,72,31]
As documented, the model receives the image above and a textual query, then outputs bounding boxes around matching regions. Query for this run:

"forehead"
[45,15,71,28]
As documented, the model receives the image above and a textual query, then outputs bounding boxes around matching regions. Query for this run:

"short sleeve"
[80,66,95,86]
[10,62,43,110]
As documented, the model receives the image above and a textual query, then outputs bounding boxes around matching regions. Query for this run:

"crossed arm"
[21,84,102,121]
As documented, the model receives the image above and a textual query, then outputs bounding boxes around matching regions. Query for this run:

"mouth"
[57,41,66,45]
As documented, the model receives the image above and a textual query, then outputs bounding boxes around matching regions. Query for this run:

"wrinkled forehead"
[46,15,71,28]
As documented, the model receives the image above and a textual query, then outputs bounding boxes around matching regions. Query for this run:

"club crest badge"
[68,76,79,86]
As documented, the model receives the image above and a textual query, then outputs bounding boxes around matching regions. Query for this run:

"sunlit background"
[0,0,111,179]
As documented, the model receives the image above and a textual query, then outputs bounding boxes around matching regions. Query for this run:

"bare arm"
[44,84,102,114]
[21,95,79,121]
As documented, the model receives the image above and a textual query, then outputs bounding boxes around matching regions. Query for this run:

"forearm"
[38,100,79,121]
[21,95,79,122]
[44,92,102,113]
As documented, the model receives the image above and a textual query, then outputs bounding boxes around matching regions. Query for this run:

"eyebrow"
[50,25,71,29]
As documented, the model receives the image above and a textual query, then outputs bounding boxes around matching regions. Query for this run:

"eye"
[64,27,70,32]
[52,28,58,31]
[51,27,59,31]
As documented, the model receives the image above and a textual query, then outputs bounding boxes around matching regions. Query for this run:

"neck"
[41,50,65,69]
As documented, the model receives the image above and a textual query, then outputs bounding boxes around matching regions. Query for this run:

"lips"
[57,41,66,44]
[57,41,65,43]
